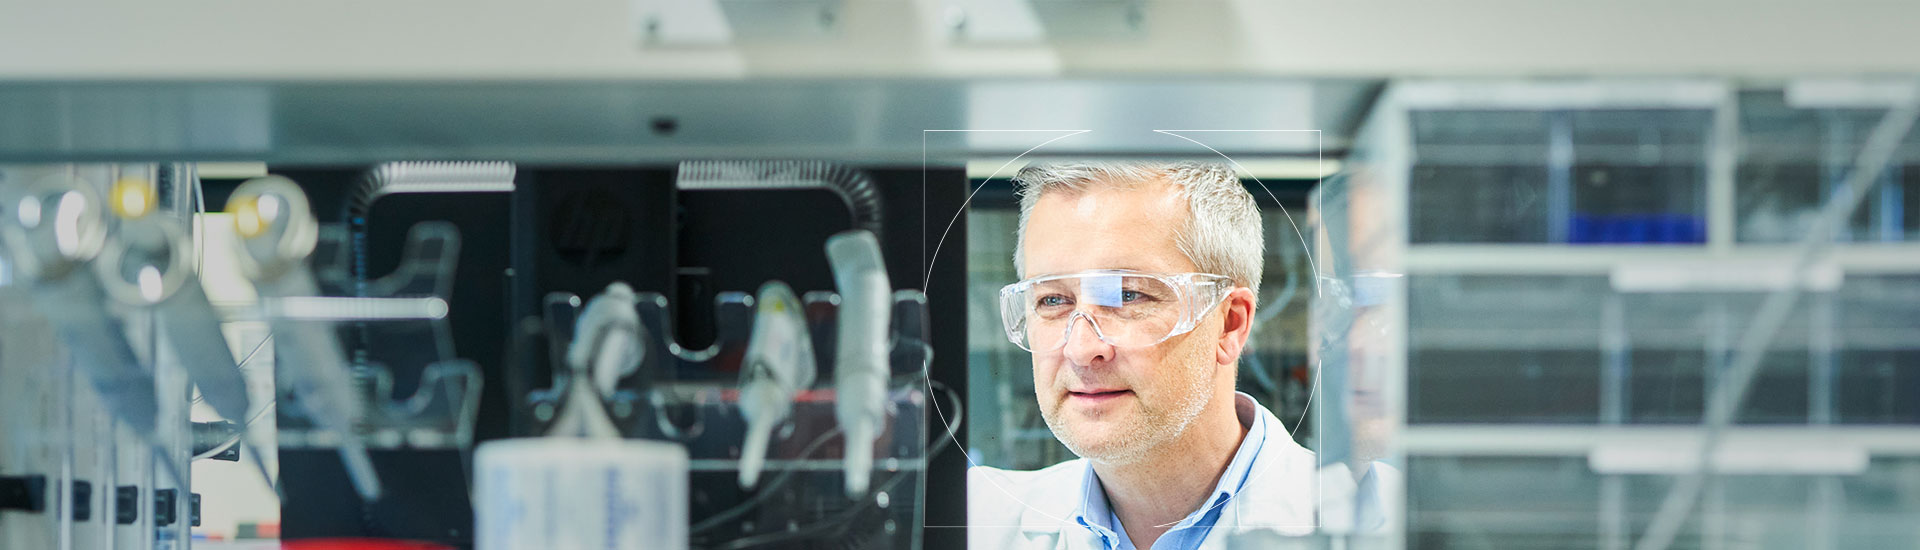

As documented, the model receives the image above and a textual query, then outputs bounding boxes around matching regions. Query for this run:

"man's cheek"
[1032,368,1057,406]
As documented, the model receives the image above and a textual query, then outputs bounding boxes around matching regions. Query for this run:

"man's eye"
[1120,290,1143,303]
[1036,295,1070,308]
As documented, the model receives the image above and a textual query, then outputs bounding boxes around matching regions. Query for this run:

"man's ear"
[1216,287,1257,367]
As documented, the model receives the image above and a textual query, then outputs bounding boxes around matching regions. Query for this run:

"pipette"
[825,230,891,497]
[96,178,284,491]
[736,280,816,489]
[551,282,641,439]
[96,179,253,430]
[0,173,185,486]
[229,176,382,501]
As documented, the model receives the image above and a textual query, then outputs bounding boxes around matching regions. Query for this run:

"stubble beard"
[1040,343,1216,467]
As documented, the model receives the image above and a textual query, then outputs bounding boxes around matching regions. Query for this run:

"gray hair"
[1012,161,1264,295]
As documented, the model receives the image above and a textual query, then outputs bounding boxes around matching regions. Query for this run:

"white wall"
[2,0,1918,79]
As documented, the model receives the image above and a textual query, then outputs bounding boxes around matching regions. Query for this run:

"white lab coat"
[966,398,1396,550]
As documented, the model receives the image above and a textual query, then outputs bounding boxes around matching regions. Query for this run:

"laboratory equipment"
[97,160,953,548]
[0,172,183,490]
[676,161,885,237]
[825,229,893,498]
[0,173,153,432]
[95,181,281,497]
[735,280,817,489]
[0,164,213,550]
[227,176,383,501]
[475,281,689,550]
[552,282,643,439]
[514,237,938,550]
[473,439,690,550]
[95,181,252,429]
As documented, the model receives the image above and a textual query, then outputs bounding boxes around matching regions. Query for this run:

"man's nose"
[1061,312,1113,366]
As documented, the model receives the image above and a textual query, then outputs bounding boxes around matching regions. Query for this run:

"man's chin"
[1068,440,1149,464]
[1056,424,1143,460]
[1056,406,1131,431]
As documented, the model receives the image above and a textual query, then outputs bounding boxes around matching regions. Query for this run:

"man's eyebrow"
[1029,278,1075,290]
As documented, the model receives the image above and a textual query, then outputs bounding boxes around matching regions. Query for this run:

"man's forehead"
[1021,181,1194,276]
[1025,263,1170,279]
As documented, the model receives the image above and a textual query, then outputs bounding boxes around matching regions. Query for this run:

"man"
[969,161,1389,550]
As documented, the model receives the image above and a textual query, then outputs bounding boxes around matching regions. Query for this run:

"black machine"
[249,164,971,550]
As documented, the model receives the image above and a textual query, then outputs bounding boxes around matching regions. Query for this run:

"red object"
[281,539,454,550]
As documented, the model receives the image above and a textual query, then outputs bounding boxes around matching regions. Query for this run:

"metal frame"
[0,79,1379,164]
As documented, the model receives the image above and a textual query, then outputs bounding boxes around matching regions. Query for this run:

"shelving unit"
[1318,79,1920,549]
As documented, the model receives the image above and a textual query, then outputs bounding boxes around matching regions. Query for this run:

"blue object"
[1568,214,1705,244]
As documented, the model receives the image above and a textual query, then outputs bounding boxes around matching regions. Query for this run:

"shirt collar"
[1075,464,1125,547]
[1215,391,1270,506]
[1070,391,1272,544]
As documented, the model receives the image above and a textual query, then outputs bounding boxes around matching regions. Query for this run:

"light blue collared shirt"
[1070,392,1271,550]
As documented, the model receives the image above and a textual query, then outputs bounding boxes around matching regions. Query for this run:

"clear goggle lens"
[999,271,1230,352]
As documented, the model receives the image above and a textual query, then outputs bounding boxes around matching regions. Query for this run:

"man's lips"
[1067,389,1132,401]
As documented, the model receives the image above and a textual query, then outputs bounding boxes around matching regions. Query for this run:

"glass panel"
[1409,109,1711,244]
[1738,91,1920,243]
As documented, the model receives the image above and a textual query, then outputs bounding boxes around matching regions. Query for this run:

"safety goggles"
[998,269,1236,352]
